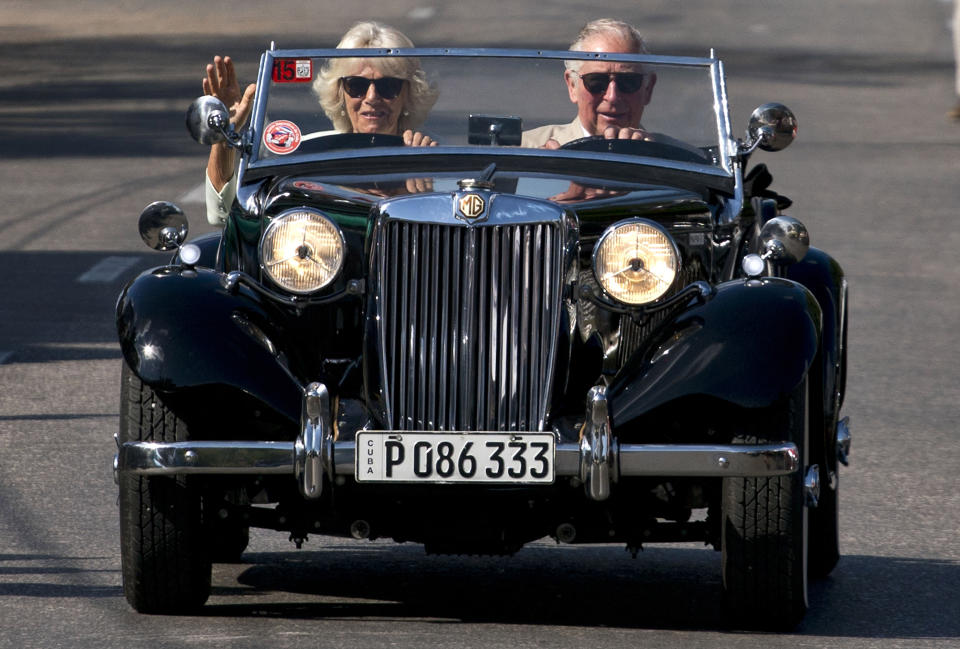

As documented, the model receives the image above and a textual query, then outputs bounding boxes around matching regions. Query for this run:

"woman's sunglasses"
[340,76,406,99]
[578,72,647,95]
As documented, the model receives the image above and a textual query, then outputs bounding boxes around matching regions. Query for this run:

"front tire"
[118,361,211,613]
[721,378,809,630]
[808,413,840,578]
[809,275,848,578]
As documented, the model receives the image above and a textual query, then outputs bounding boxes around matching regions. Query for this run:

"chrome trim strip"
[266,48,718,67]
[417,223,429,428]
[712,58,735,174]
[509,226,521,425]
[247,51,271,172]
[438,224,451,427]
[713,57,744,225]
[476,227,489,429]
[428,225,441,429]
[614,442,799,477]
[461,227,477,427]
[518,225,531,426]
[118,439,798,479]
[449,225,461,427]
[333,442,356,474]
[401,222,413,425]
[383,193,569,225]
[496,226,508,428]
[246,148,733,186]
[525,229,537,427]
[119,440,295,475]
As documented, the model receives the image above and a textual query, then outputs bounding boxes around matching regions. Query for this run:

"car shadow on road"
[0,554,121,599]
[212,543,726,629]
[200,544,959,638]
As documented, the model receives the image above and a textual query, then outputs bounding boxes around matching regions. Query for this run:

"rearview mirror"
[185,96,231,145]
[138,201,188,251]
[745,103,797,153]
[759,215,809,264]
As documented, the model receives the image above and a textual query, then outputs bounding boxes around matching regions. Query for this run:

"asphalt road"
[1,1,959,648]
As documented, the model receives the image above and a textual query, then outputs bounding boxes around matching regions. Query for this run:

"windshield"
[247,49,732,175]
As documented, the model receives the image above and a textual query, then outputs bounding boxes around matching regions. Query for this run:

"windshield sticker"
[272,58,313,83]
[263,120,302,155]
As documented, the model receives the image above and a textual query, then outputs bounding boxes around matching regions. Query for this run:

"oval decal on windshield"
[263,120,302,155]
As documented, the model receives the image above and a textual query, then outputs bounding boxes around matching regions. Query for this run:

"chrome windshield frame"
[241,47,737,194]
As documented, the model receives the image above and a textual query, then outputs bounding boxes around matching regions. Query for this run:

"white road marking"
[34,342,119,351]
[76,256,142,283]
[179,182,205,204]
[0,351,13,365]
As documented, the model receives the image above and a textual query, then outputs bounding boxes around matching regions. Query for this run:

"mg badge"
[458,193,486,219]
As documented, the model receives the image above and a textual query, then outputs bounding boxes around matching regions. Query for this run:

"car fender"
[116,266,302,424]
[787,246,847,416]
[609,277,822,426]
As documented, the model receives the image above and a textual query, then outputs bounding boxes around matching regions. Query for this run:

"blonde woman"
[203,21,438,225]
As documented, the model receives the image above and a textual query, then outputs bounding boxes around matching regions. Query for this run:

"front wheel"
[808,402,840,578]
[721,378,809,630]
[808,464,839,578]
[118,361,211,613]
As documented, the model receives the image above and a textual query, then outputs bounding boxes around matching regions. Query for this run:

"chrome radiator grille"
[376,219,564,432]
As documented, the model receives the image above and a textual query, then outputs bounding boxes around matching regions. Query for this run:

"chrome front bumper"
[114,383,810,502]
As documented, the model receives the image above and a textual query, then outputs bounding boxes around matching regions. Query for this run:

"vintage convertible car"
[113,47,850,628]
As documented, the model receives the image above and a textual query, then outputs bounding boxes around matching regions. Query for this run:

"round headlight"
[593,219,680,305]
[260,209,345,294]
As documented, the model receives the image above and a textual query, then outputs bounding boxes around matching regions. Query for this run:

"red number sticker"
[271,59,313,83]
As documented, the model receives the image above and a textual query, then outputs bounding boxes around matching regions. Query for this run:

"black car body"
[114,48,850,629]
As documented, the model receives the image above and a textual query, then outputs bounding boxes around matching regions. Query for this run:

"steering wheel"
[559,135,710,164]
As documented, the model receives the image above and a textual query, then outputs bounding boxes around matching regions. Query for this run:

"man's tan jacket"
[521,118,586,148]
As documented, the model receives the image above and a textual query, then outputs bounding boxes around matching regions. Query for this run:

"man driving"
[522,18,656,149]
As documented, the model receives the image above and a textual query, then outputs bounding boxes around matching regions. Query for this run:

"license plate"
[356,432,555,484]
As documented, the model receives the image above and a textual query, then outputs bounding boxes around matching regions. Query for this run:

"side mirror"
[139,201,188,251]
[759,215,809,264]
[186,96,233,146]
[742,103,797,154]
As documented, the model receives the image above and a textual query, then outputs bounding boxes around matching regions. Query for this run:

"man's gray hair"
[565,18,649,72]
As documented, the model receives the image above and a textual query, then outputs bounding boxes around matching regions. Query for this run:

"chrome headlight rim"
[592,217,681,306]
[259,207,346,295]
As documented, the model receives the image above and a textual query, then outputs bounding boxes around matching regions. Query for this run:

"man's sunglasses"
[578,72,647,95]
[340,76,406,99]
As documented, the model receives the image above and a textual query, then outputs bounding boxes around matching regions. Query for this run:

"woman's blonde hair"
[314,21,438,133]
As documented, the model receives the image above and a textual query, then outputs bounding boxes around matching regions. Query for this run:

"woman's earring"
[402,110,410,116]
